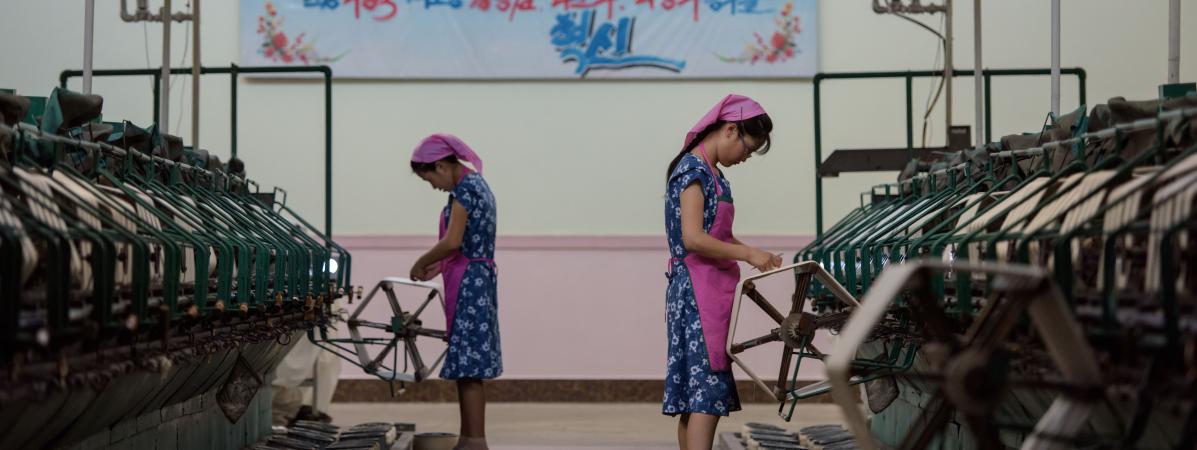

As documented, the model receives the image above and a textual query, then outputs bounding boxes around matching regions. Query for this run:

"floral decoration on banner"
[257,1,347,64]
[717,2,801,64]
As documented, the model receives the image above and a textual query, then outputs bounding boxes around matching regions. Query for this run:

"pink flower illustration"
[256,1,347,65]
[717,2,803,65]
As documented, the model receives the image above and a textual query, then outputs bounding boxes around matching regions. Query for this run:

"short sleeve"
[451,174,479,212]
[667,155,714,203]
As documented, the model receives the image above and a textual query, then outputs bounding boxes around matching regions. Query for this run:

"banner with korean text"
[240,0,816,79]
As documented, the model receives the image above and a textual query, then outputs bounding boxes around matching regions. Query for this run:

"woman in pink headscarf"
[408,133,501,450]
[663,95,782,449]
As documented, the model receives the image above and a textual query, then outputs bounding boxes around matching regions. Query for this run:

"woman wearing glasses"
[662,94,783,450]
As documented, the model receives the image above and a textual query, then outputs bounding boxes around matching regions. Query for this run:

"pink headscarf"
[682,94,767,151]
[411,133,484,174]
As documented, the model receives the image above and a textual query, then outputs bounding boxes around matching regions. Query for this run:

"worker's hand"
[409,262,429,282]
[420,262,442,280]
[746,247,782,272]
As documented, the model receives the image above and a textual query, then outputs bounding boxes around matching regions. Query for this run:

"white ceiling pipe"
[1169,0,1180,84]
[973,0,983,148]
[945,0,954,144]
[1051,0,1061,117]
[872,0,947,14]
[83,0,95,94]
[120,0,152,21]
[160,0,172,135]
[192,0,200,151]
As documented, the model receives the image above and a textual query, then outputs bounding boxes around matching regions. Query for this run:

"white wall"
[2,0,1194,236]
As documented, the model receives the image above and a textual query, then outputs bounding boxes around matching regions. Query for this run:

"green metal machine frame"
[58,65,335,246]
[813,68,1088,236]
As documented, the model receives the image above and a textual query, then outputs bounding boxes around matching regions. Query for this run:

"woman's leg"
[457,381,468,440]
[677,413,691,450]
[684,412,721,450]
[456,379,488,449]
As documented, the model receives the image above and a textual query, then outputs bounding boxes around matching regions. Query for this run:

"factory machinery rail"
[0,86,351,449]
[729,91,1197,449]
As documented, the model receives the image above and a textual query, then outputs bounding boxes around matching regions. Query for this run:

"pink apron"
[676,143,740,372]
[438,170,495,334]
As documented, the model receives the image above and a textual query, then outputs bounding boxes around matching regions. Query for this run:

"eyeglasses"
[737,132,764,155]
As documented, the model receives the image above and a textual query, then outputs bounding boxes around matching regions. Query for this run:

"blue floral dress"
[439,172,503,380]
[662,154,741,416]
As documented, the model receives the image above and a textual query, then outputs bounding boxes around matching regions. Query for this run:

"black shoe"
[290,405,334,425]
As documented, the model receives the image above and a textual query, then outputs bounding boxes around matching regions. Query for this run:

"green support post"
[984,72,993,141]
[152,71,161,127]
[324,66,333,251]
[813,76,823,237]
[230,64,238,160]
[1078,70,1087,107]
[906,75,913,160]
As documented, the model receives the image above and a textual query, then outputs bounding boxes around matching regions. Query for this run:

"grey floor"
[329,402,847,449]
